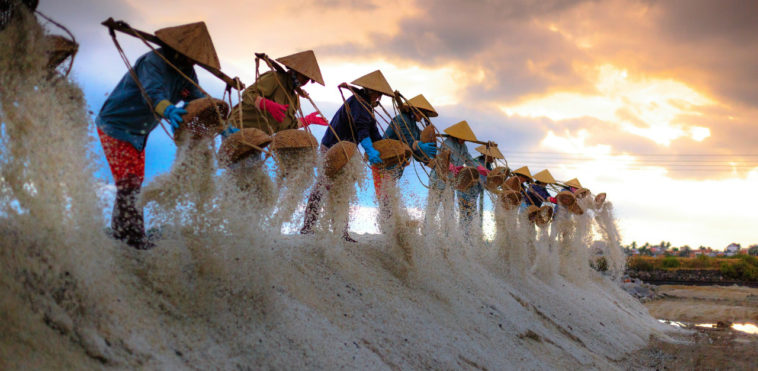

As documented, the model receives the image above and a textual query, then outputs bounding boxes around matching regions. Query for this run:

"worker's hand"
[300,112,328,128]
[257,97,288,123]
[448,163,462,175]
[476,165,490,176]
[417,142,437,158]
[360,137,383,165]
[163,104,187,133]
[548,196,557,204]
[220,126,240,138]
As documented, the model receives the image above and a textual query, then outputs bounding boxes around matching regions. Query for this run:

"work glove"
[548,196,557,203]
[220,126,240,138]
[300,112,329,128]
[417,141,437,158]
[448,163,463,175]
[257,97,289,123]
[476,165,490,176]
[162,104,187,133]
[360,137,383,165]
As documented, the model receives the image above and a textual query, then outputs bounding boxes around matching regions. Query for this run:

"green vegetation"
[661,256,680,268]
[590,256,608,272]
[627,255,758,281]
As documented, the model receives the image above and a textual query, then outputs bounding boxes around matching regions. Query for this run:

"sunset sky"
[39,0,758,249]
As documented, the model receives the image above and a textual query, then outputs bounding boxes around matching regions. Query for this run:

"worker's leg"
[98,128,152,249]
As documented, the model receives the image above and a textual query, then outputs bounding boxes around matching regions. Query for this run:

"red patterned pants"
[97,128,145,188]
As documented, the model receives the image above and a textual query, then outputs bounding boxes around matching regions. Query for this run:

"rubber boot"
[112,181,154,250]
[342,228,357,243]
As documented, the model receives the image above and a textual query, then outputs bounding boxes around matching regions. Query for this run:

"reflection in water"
[732,323,758,335]
[659,320,758,335]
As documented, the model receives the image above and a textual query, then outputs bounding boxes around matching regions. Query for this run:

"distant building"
[726,243,740,257]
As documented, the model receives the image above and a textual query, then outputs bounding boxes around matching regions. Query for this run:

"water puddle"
[659,320,758,335]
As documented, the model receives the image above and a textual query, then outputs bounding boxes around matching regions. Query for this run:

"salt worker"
[96,22,218,249]
[373,93,438,218]
[473,144,502,231]
[222,50,328,137]
[428,120,489,232]
[300,70,394,242]
[510,166,533,212]
[525,169,557,208]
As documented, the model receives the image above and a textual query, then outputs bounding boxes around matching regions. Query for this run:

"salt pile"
[0,13,677,370]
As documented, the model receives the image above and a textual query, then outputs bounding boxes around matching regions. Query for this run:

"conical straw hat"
[405,94,437,117]
[565,178,582,188]
[533,169,556,184]
[475,144,504,159]
[512,166,532,179]
[351,70,393,96]
[444,120,478,142]
[155,22,220,70]
[276,50,324,86]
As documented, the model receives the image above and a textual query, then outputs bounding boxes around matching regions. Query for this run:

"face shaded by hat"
[475,144,504,160]
[512,166,532,183]
[276,50,324,86]
[403,94,438,118]
[351,70,393,97]
[444,120,478,142]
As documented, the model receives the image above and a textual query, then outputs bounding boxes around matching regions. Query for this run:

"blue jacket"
[525,183,551,207]
[383,111,430,178]
[96,49,204,151]
[320,90,381,149]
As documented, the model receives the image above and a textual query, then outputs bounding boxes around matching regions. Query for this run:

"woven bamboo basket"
[567,202,584,215]
[45,34,78,69]
[455,167,479,191]
[369,139,412,169]
[218,128,272,167]
[498,189,522,210]
[324,141,357,178]
[270,129,318,152]
[504,176,523,192]
[527,205,541,222]
[177,97,229,139]
[536,205,554,227]
[419,124,437,143]
[574,187,590,200]
[556,190,577,207]
[485,166,508,192]
[429,148,451,175]
[594,192,607,208]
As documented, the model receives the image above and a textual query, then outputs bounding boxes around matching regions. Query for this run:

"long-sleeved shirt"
[96,49,204,151]
[429,136,475,190]
[320,90,381,149]
[382,111,431,178]
[227,70,301,135]
[525,183,551,207]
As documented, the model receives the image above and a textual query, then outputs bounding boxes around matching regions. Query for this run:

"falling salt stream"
[1,15,686,370]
